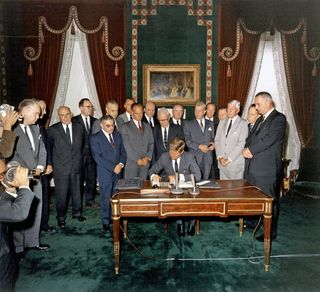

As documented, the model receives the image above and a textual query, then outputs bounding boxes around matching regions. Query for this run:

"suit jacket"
[47,122,84,175]
[245,109,286,178]
[215,115,248,171]
[12,124,47,169]
[153,124,184,161]
[72,114,97,156]
[183,119,214,164]
[0,130,16,158]
[170,118,186,128]
[121,120,154,163]
[90,130,127,182]
[148,151,201,182]
[0,188,35,259]
[142,113,159,129]
[117,112,131,132]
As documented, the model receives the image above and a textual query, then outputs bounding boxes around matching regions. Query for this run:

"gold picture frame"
[143,64,200,106]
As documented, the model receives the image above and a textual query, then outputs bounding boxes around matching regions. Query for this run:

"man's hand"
[141,157,150,166]
[207,142,215,151]
[44,165,53,175]
[1,109,19,131]
[137,158,144,166]
[199,144,210,153]
[35,167,44,177]
[151,174,160,184]
[113,164,123,174]
[11,166,29,188]
[242,148,253,159]
[168,175,176,184]
[218,157,230,167]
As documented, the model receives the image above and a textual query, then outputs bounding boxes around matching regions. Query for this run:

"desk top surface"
[112,180,273,202]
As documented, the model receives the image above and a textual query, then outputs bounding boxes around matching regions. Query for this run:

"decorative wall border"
[131,0,213,103]
[0,3,7,103]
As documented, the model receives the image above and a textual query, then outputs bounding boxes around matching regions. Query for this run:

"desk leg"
[113,217,120,274]
[123,219,128,239]
[239,218,244,236]
[264,214,272,272]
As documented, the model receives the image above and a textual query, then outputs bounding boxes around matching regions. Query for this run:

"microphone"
[170,171,183,195]
[189,174,200,196]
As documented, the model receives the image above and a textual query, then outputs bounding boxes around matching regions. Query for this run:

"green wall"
[126,1,218,119]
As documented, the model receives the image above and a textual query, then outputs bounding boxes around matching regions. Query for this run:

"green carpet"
[15,194,320,292]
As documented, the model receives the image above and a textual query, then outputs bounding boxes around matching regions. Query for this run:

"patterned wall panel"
[131,0,214,103]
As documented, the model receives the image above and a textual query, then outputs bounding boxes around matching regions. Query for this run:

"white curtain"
[50,20,102,125]
[243,30,301,172]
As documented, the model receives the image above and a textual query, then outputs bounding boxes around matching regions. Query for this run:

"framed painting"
[143,64,200,106]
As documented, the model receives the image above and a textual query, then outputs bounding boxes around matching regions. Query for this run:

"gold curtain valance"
[24,5,125,76]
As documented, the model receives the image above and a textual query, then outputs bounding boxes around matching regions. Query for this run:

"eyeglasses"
[83,106,94,109]
[104,124,114,128]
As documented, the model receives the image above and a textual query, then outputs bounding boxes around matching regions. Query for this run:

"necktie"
[109,134,115,148]
[24,126,34,150]
[200,119,204,132]
[163,128,168,148]
[138,122,143,132]
[177,120,180,126]
[85,117,90,134]
[174,159,179,173]
[66,125,72,144]
[226,119,232,137]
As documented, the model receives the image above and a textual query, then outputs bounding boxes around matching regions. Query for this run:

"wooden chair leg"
[163,222,169,233]
[196,219,200,235]
[239,218,244,236]
[123,220,128,239]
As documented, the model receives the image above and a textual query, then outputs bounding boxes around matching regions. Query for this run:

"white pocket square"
[208,127,213,131]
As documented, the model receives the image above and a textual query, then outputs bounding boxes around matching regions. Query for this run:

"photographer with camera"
[10,99,49,260]
[0,159,35,290]
[0,104,19,158]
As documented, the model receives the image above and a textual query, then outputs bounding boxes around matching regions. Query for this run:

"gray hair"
[228,100,240,109]
[157,107,170,119]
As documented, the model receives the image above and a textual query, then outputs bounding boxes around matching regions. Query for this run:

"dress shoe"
[103,224,110,231]
[256,234,277,242]
[29,244,50,251]
[16,251,25,263]
[42,226,56,233]
[58,221,66,228]
[187,222,195,237]
[177,223,185,237]
[72,215,86,222]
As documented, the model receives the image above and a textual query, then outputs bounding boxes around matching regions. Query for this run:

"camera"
[0,104,14,118]
[4,161,37,186]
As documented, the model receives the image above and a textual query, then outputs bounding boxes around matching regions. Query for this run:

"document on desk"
[197,180,221,189]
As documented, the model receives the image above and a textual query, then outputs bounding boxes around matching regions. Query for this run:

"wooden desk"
[111,180,273,274]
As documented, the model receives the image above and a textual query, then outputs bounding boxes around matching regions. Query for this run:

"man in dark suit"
[0,163,35,291]
[121,103,154,180]
[92,100,123,134]
[148,138,201,237]
[170,104,185,127]
[153,108,184,161]
[90,115,127,231]
[47,106,86,228]
[246,103,261,132]
[184,101,215,179]
[117,97,135,129]
[205,102,219,179]
[11,99,49,255]
[72,98,98,208]
[142,101,159,129]
[243,92,286,241]
[32,98,55,233]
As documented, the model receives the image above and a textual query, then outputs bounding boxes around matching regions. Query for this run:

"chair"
[290,147,320,199]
